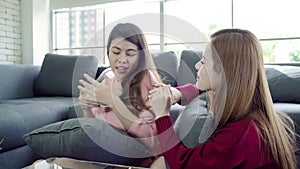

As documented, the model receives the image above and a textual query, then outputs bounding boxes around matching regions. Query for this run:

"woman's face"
[195,45,217,91]
[108,37,139,81]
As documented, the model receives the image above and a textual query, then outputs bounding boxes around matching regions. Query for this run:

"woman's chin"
[195,82,201,90]
[196,83,207,91]
[114,73,128,81]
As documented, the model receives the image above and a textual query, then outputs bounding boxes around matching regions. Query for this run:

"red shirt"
[155,115,279,169]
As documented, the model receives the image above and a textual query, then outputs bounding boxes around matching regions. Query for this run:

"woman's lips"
[116,66,127,74]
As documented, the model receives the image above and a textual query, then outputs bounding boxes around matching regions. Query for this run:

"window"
[53,6,105,64]
[234,0,300,62]
[52,0,300,64]
[165,0,231,56]
[52,1,160,66]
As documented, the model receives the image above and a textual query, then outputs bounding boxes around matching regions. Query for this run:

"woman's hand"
[78,73,115,108]
[153,84,182,104]
[169,86,182,104]
[149,83,172,118]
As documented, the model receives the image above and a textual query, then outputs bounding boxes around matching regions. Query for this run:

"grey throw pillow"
[34,53,98,97]
[173,96,214,148]
[23,118,153,166]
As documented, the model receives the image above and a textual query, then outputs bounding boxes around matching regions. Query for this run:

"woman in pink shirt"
[150,29,297,169]
[78,23,162,165]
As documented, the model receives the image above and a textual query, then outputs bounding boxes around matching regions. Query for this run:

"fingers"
[78,99,95,109]
[149,87,160,95]
[78,83,98,105]
[79,79,94,92]
[83,73,98,86]
[78,84,95,97]
[103,72,113,85]
[149,85,172,117]
[78,92,99,108]
[78,74,100,97]
[152,83,166,88]
[149,85,172,103]
[79,100,98,109]
[149,84,170,95]
[78,74,110,108]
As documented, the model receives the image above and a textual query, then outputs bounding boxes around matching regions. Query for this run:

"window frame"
[51,0,300,64]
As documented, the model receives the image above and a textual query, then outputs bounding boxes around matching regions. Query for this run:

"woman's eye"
[200,58,205,64]
[112,51,120,55]
[127,52,137,56]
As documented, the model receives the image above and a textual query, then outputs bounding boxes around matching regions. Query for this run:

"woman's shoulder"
[228,116,255,126]
[220,117,257,135]
[213,117,259,147]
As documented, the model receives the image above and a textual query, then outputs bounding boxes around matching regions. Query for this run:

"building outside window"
[51,0,300,65]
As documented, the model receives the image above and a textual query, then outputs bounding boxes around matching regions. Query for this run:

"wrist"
[108,94,119,107]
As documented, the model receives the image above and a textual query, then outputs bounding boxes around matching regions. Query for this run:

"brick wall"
[0,0,22,64]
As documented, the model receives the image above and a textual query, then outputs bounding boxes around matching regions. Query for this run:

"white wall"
[21,0,50,65]
[20,0,33,64]
[0,0,22,64]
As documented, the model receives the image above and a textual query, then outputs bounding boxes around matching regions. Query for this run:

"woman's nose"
[118,53,127,63]
[195,61,201,70]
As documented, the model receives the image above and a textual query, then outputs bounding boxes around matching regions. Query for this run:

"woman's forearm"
[110,95,139,131]
[176,84,200,105]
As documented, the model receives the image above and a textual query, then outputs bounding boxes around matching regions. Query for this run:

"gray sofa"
[1,51,300,169]
[0,53,98,169]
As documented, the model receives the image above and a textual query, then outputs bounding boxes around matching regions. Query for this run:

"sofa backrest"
[94,50,300,104]
[265,65,300,103]
[152,51,178,87]
[0,64,41,101]
[33,53,98,97]
[177,50,202,86]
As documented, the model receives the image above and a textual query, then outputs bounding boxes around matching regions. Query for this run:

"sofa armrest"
[0,64,40,100]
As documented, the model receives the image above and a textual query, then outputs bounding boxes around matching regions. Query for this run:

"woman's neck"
[206,90,216,113]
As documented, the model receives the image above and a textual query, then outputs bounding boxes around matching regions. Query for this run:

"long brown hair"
[210,29,296,169]
[107,23,161,115]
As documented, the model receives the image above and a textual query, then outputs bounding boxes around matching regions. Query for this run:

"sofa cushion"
[34,53,98,97]
[265,65,300,103]
[23,118,153,166]
[0,64,40,100]
[0,145,42,169]
[173,96,214,148]
[152,51,178,87]
[0,97,74,153]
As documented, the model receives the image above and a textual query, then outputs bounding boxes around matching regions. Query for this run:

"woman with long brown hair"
[150,28,297,169]
[78,23,162,166]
